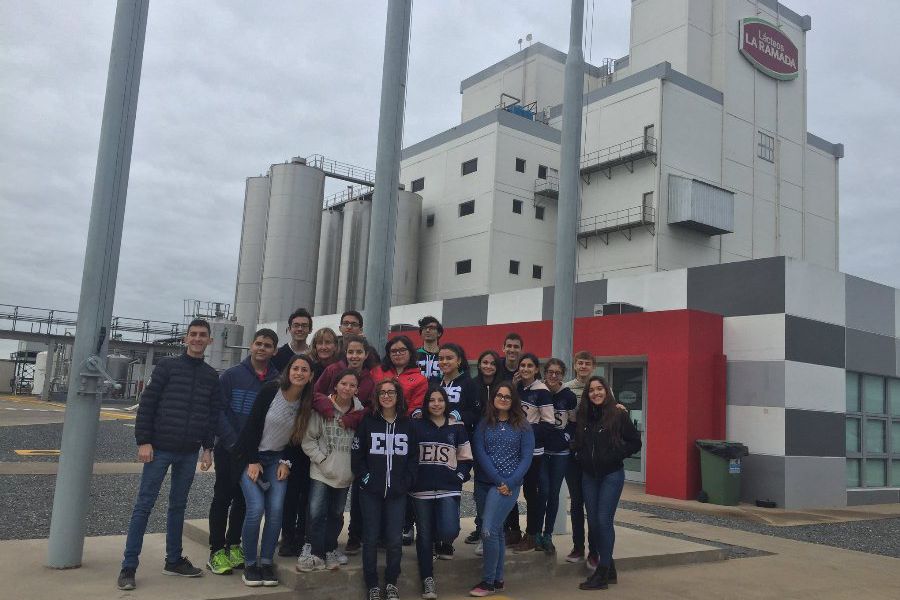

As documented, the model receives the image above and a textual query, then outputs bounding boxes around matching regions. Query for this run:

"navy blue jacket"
[135,352,222,453]
[544,386,577,455]
[217,357,279,450]
[410,416,472,498]
[440,372,481,430]
[351,412,418,498]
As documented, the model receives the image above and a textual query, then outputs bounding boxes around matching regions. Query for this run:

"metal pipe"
[47,0,148,568]
[552,0,585,535]
[363,0,412,352]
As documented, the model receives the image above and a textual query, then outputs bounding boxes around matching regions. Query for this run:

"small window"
[532,265,543,279]
[535,206,545,220]
[758,131,775,163]
[515,158,526,173]
[537,164,548,180]
[458,199,475,217]
[512,199,523,214]
[461,158,478,176]
[509,260,520,275]
[456,259,472,275]
[411,177,425,192]
[425,214,435,228]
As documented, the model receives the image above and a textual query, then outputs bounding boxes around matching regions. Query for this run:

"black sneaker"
[402,526,414,546]
[464,530,480,544]
[117,567,136,590]
[163,556,202,577]
[260,564,279,587]
[385,583,400,600]
[435,542,454,560]
[368,586,383,600]
[242,564,263,587]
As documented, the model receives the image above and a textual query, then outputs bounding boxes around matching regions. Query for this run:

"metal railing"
[305,154,375,186]
[322,184,374,209]
[580,135,657,172]
[577,204,655,237]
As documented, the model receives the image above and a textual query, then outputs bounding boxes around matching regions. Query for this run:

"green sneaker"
[206,549,233,575]
[227,545,245,569]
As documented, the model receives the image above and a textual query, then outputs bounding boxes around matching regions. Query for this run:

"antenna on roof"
[526,33,533,46]
[518,38,523,51]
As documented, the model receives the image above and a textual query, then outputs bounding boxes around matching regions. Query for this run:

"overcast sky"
[1,1,898,346]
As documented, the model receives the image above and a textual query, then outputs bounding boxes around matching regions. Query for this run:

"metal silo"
[390,190,422,306]
[336,198,372,312]
[258,159,326,324]
[314,208,344,315]
[234,175,270,346]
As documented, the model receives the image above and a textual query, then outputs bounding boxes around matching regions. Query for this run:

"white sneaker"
[475,541,483,556]
[333,548,348,565]
[300,543,312,559]
[325,550,341,570]
[296,554,326,572]
[422,576,437,599]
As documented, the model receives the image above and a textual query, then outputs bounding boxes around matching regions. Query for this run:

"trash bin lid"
[695,439,749,459]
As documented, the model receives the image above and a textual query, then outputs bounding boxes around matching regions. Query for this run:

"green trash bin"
[695,440,749,506]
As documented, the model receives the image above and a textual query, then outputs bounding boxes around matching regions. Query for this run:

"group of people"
[116,308,641,599]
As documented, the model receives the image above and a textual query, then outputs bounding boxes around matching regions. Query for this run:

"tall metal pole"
[551,0,585,362]
[47,0,148,568]
[552,0,585,535]
[364,0,412,353]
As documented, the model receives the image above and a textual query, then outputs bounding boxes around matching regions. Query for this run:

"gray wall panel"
[739,454,785,506]
[845,275,896,336]
[784,409,844,457]
[687,257,785,317]
[784,457,847,509]
[442,295,489,328]
[845,328,897,377]
[846,488,900,506]
[575,279,608,318]
[727,361,785,408]
[784,315,845,368]
[542,286,555,321]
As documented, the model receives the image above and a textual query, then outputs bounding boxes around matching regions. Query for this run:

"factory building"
[232,0,899,508]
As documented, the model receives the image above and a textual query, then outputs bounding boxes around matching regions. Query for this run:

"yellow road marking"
[0,394,134,420]
[14,449,61,456]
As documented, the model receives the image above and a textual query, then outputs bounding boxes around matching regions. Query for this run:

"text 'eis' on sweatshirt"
[351,411,418,498]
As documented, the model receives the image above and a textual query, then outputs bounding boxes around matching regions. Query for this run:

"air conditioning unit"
[593,302,644,316]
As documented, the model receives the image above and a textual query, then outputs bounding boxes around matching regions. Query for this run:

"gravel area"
[620,500,900,558]
[0,421,137,462]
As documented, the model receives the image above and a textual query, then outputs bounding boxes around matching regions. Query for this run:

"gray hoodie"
[302,395,363,488]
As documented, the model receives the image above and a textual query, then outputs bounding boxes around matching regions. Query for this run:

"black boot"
[608,559,617,584]
[578,565,609,590]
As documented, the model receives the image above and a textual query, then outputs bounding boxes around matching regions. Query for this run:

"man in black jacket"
[117,319,221,591]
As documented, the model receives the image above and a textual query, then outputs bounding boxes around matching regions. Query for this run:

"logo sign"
[739,18,799,80]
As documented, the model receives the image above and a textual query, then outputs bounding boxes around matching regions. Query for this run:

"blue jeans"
[360,489,405,588]
[541,453,568,535]
[582,468,625,567]
[239,452,288,566]
[122,449,198,569]
[307,479,349,558]
[413,496,461,579]
[565,456,595,554]
[480,484,521,585]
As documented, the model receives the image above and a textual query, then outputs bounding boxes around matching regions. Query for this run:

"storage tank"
[336,198,372,312]
[391,190,422,306]
[234,175,270,347]
[32,351,48,395]
[258,159,326,323]
[205,320,245,372]
[106,354,131,383]
[314,208,344,315]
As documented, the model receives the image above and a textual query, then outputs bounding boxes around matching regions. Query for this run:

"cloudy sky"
[1,0,898,346]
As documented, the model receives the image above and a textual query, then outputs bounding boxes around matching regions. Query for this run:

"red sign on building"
[739,18,799,81]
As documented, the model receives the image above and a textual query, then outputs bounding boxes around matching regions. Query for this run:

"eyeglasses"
[390,348,409,355]
[290,323,310,330]
[341,321,361,328]
[545,370,564,377]
[494,394,513,401]
[378,390,398,398]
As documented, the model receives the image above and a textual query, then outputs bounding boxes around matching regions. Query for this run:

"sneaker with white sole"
[368,587,383,600]
[260,564,279,587]
[325,550,341,570]
[385,583,400,600]
[421,576,437,599]
[334,548,349,565]
[299,542,312,559]
[475,541,483,556]
[163,556,202,577]
[296,553,326,572]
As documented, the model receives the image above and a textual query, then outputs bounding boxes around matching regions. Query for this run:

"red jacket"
[314,360,375,405]
[371,365,428,417]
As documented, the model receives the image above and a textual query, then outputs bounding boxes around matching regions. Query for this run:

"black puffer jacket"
[573,403,642,478]
[135,352,222,452]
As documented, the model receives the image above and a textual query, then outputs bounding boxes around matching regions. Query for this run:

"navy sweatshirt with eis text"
[410,416,472,499]
[351,412,418,498]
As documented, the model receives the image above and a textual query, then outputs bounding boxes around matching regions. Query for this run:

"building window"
[846,372,900,488]
[515,158,526,173]
[512,199,523,214]
[537,164,548,180]
[425,214,435,227]
[456,259,472,275]
[411,177,425,192]
[532,265,543,279]
[461,158,478,176]
[758,131,775,163]
[458,199,475,217]
[509,260,520,275]
[535,205,545,220]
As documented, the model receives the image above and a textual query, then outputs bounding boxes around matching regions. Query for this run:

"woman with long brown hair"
[572,376,641,590]
[469,382,533,597]
[233,354,316,587]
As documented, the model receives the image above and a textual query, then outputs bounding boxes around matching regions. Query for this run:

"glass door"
[610,365,646,482]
